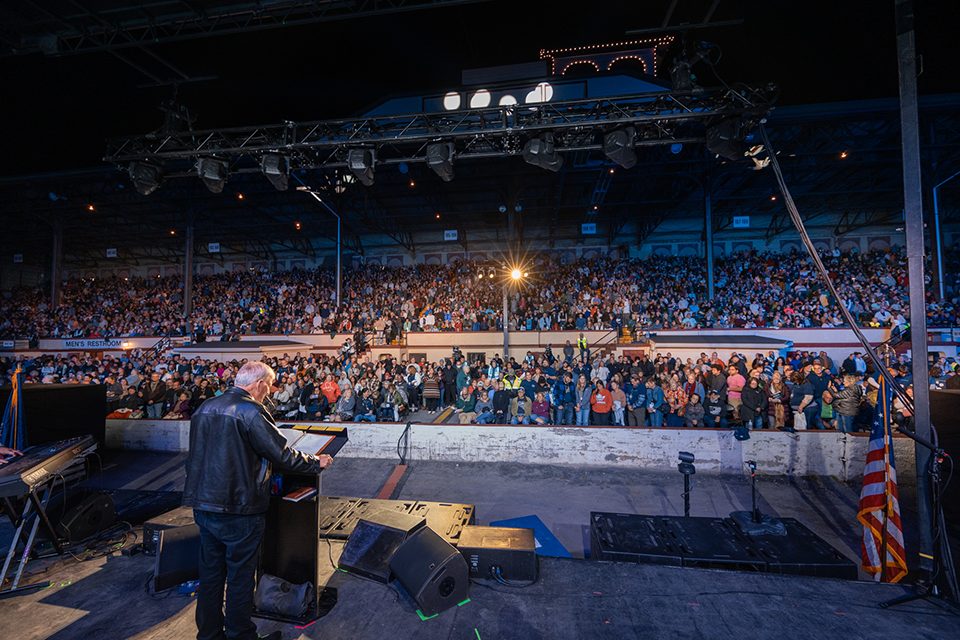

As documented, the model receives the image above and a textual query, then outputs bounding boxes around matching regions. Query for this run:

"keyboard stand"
[0,480,64,599]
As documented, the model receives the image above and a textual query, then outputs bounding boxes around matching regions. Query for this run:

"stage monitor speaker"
[389,527,469,616]
[338,509,425,583]
[154,523,200,592]
[57,491,116,543]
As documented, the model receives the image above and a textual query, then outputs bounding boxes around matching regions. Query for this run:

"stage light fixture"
[87,203,96,212]
[128,161,162,196]
[347,148,375,186]
[426,142,455,182]
[603,127,637,169]
[511,268,522,280]
[522,132,564,172]
[498,205,507,213]
[197,157,228,193]
[260,153,289,191]
[706,118,746,162]
[840,150,849,159]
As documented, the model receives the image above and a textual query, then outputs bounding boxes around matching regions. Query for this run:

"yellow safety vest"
[502,375,522,390]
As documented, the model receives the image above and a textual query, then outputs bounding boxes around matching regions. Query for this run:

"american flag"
[856,375,907,582]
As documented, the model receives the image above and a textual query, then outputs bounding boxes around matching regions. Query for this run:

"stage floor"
[0,452,951,640]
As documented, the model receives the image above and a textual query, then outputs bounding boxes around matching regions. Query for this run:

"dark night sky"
[0,0,956,176]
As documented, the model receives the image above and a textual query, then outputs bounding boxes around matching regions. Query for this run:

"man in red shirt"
[590,382,613,426]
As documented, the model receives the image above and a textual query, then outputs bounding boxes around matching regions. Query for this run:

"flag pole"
[878,375,890,582]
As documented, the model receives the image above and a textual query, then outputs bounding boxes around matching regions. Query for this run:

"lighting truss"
[104,87,773,177]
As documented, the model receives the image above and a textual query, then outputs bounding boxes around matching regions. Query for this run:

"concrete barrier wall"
[105,418,914,481]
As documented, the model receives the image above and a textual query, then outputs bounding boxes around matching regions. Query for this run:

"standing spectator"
[441,361,458,408]
[609,380,627,426]
[422,369,441,413]
[789,371,816,430]
[726,365,745,421]
[625,375,647,426]
[590,382,612,426]
[563,340,575,364]
[832,374,864,433]
[552,373,576,426]
[492,380,511,424]
[646,377,665,427]
[574,376,593,426]
[143,372,167,419]
[767,370,788,429]
[740,378,768,429]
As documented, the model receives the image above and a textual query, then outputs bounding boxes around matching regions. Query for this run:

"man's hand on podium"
[317,454,334,470]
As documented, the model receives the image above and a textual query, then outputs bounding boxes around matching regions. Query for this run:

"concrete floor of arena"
[0,452,955,640]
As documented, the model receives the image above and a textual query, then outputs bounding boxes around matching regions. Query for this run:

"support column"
[184,218,195,334]
[336,214,342,308]
[704,177,715,300]
[502,285,510,360]
[895,0,933,569]
[50,220,63,308]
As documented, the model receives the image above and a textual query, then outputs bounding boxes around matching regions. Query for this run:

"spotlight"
[435,213,441,220]
[86,203,96,212]
[197,157,228,193]
[237,193,245,200]
[128,161,162,196]
[169,229,176,236]
[426,142,455,182]
[260,153,289,191]
[294,221,302,231]
[522,132,563,172]
[839,150,849,159]
[409,179,416,188]
[514,203,523,213]
[670,143,683,155]
[706,118,747,162]
[511,268,522,280]
[347,148,375,186]
[498,204,507,214]
[603,127,637,169]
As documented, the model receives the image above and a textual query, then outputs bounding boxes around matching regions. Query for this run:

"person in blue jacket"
[645,377,665,427]
[552,372,577,425]
[624,375,647,426]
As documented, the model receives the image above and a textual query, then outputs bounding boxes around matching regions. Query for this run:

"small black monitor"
[153,524,200,591]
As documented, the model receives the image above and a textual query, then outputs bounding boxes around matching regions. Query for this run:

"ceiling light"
[469,89,491,109]
[197,157,228,193]
[128,161,162,196]
[347,148,375,186]
[522,132,564,172]
[261,153,289,191]
[603,127,637,169]
[442,92,461,110]
[426,142,455,182]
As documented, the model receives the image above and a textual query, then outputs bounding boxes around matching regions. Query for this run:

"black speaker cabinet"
[57,492,116,542]
[339,509,426,583]
[389,527,469,616]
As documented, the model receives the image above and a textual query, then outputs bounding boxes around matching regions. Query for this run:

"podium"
[254,425,348,624]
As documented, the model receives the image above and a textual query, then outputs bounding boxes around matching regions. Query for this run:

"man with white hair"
[184,361,333,640]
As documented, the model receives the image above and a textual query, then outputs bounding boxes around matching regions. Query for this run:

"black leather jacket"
[183,387,322,515]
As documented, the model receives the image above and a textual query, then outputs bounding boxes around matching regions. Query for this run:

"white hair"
[235,361,275,388]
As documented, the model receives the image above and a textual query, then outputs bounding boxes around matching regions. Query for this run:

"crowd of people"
[1,247,956,343]
[0,339,940,432]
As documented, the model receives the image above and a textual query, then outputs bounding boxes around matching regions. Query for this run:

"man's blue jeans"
[194,510,266,640]
[837,413,856,433]
[556,406,574,425]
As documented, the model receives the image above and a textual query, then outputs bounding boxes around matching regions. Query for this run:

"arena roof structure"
[0,0,957,269]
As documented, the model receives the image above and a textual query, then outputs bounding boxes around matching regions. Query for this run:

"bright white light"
[442,92,461,110]
[511,268,522,280]
[469,89,491,108]
[524,82,554,104]
[498,94,518,106]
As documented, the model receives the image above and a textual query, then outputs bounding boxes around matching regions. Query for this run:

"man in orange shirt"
[590,382,613,426]
[319,373,341,418]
